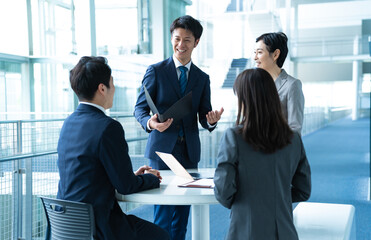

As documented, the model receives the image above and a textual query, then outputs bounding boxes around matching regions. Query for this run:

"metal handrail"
[0,151,57,163]
[0,118,66,124]
[0,136,149,163]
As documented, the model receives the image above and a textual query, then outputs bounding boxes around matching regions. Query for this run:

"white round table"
[116,169,218,240]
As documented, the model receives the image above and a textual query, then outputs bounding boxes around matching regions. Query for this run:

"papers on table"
[178,178,215,188]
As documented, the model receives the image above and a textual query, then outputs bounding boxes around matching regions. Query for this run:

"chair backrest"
[40,196,96,240]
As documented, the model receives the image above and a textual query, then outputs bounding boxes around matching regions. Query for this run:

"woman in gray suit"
[255,32,304,134]
[214,68,311,240]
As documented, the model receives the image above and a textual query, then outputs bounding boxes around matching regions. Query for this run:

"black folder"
[143,85,192,123]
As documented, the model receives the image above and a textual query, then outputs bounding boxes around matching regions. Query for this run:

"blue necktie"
[178,66,188,137]
[178,66,188,96]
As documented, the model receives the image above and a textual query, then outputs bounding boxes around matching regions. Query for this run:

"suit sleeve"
[287,79,305,134]
[134,66,156,132]
[198,74,215,132]
[99,120,159,194]
[214,128,238,209]
[291,135,311,202]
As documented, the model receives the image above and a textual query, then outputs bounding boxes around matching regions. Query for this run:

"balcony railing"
[290,34,370,60]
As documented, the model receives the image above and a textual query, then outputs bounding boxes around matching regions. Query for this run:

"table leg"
[191,204,209,240]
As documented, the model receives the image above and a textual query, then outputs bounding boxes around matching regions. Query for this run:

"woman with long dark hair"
[214,68,311,240]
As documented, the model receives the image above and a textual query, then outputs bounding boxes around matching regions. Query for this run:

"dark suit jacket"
[214,127,311,240]
[57,104,160,240]
[134,57,215,164]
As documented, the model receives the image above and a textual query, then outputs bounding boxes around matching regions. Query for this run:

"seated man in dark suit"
[57,56,170,240]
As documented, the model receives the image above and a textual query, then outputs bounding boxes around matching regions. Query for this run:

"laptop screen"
[155,151,194,180]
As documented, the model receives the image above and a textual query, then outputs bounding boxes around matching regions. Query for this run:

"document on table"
[143,85,192,123]
[178,178,215,188]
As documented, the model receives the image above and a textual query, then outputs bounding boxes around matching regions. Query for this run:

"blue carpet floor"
[128,116,370,240]
[303,117,370,240]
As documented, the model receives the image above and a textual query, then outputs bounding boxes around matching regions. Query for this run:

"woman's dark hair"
[233,68,293,153]
[170,15,203,41]
[256,32,288,68]
[69,56,111,101]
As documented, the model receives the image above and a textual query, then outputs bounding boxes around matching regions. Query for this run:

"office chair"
[40,196,96,240]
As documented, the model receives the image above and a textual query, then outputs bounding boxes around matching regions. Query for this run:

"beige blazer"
[275,69,305,134]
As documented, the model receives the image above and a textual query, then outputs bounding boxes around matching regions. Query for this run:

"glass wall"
[0,62,23,113]
[0,1,28,55]
[0,60,31,120]
[30,0,75,56]
[0,0,159,116]
[33,62,75,113]
[186,0,371,121]
[1,0,370,118]
[95,0,139,55]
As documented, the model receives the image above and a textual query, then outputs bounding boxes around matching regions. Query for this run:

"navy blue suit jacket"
[57,104,160,240]
[134,57,215,165]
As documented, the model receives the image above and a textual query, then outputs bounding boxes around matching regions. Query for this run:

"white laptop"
[155,151,215,188]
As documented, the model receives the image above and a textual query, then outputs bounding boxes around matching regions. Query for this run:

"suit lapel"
[185,63,199,94]
[163,57,182,98]
[275,69,288,91]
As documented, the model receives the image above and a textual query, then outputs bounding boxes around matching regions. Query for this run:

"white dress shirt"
[146,56,215,130]
[79,102,106,114]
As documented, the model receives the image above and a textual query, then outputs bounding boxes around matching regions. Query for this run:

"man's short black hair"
[170,15,203,41]
[69,56,111,101]
[256,32,288,68]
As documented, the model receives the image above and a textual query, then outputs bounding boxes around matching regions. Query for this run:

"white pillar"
[89,0,97,56]
[285,0,291,40]
[151,0,165,61]
[352,36,361,120]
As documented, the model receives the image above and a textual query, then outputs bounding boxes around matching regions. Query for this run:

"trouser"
[151,138,197,240]
[127,214,170,240]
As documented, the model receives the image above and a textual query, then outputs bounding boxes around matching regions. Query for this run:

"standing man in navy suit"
[57,56,170,240]
[134,16,224,240]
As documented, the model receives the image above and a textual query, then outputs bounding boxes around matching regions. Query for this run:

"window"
[0,1,28,55]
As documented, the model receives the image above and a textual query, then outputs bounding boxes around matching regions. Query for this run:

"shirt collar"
[172,55,191,71]
[79,102,106,114]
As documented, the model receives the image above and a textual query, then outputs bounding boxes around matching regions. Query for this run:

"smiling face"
[171,28,199,65]
[254,40,277,71]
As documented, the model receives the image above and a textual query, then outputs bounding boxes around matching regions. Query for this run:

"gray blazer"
[214,127,311,240]
[275,69,305,134]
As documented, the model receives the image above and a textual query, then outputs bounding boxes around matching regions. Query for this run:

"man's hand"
[206,107,224,125]
[145,169,162,182]
[135,165,163,182]
[149,114,173,132]
[135,165,152,175]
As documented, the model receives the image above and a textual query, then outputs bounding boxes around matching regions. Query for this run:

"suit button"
[176,125,180,129]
